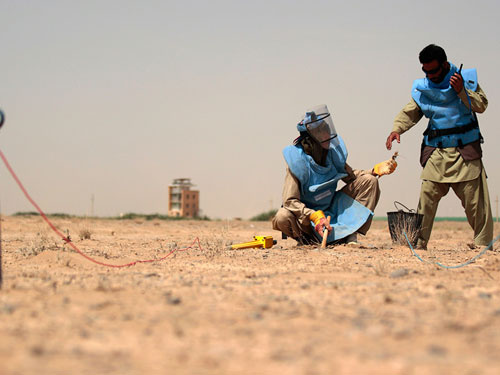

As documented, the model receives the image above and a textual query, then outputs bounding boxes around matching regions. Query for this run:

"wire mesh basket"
[387,201,423,247]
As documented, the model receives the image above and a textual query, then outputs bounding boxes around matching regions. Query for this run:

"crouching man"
[272,104,395,245]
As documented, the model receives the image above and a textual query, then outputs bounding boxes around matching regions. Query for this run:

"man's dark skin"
[385,60,465,150]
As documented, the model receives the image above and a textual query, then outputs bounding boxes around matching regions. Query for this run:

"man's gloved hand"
[310,210,331,236]
[373,158,397,176]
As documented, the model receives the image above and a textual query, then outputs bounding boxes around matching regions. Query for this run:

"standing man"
[386,44,493,249]
[273,104,395,246]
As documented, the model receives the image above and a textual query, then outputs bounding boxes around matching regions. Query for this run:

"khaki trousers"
[417,168,493,246]
[273,170,380,239]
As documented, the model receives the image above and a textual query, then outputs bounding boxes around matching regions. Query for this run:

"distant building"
[168,178,199,218]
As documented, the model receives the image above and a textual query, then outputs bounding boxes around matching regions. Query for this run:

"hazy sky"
[1,0,499,219]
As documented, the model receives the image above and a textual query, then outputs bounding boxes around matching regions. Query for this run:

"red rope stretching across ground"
[0,149,202,267]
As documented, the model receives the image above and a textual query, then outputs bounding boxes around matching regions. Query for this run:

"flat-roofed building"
[168,178,199,218]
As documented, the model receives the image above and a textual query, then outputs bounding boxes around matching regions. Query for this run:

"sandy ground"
[0,215,499,375]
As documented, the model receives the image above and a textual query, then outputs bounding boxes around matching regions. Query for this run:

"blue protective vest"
[412,63,480,148]
[282,135,372,242]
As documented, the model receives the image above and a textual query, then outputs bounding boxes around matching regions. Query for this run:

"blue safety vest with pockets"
[411,63,481,148]
[282,135,372,242]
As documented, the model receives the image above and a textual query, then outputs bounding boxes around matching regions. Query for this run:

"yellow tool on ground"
[231,236,277,250]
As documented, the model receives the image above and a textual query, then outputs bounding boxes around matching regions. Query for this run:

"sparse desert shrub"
[13,211,40,217]
[201,224,232,259]
[79,228,92,240]
[114,213,210,221]
[250,209,278,221]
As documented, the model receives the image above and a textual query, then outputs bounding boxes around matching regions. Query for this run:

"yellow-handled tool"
[231,236,277,250]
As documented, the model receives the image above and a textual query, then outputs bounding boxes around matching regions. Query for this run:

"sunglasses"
[422,64,443,75]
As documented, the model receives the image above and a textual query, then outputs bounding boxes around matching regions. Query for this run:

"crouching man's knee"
[272,208,300,238]
[357,173,381,210]
[363,173,380,191]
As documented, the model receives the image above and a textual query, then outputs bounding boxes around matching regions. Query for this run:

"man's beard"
[430,65,449,83]
[301,136,329,166]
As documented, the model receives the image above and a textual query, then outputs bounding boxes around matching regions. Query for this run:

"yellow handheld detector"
[231,236,276,250]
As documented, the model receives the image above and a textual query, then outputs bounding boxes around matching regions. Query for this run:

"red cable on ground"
[0,149,202,267]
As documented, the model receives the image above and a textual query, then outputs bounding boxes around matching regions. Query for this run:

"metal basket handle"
[394,201,416,213]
